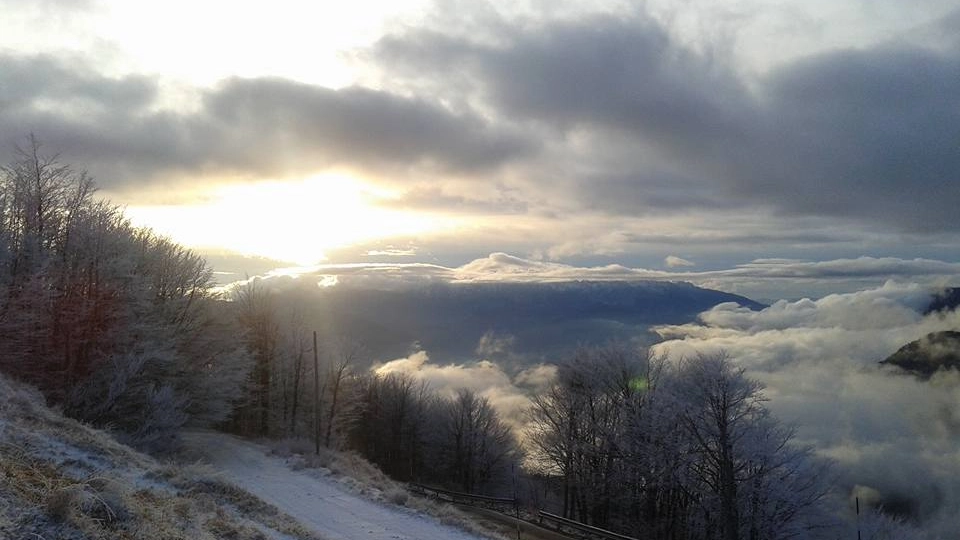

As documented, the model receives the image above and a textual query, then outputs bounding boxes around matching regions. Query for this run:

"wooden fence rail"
[408,483,640,540]
[408,483,517,512]
[538,511,639,540]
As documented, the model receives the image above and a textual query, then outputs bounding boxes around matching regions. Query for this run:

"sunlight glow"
[126,175,457,265]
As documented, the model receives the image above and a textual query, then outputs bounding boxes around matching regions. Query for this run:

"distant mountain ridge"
[925,287,960,315]
[308,280,765,364]
[881,331,960,378]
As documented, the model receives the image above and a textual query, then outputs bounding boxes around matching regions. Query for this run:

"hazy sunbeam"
[126,175,460,265]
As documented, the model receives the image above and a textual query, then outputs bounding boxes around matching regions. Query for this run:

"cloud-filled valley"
[341,277,960,535]
[240,251,960,535]
[653,284,960,534]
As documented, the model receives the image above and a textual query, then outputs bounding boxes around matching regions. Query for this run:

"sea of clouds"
[652,281,960,533]
[373,281,960,535]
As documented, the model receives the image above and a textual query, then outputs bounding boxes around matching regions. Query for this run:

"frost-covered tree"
[0,137,116,396]
[349,371,435,480]
[527,345,652,527]
[671,353,830,540]
[526,348,832,539]
[856,509,928,540]
[232,279,280,436]
[436,388,518,494]
[526,363,584,517]
[59,228,252,452]
[277,309,310,437]
[322,336,363,448]
[0,138,253,452]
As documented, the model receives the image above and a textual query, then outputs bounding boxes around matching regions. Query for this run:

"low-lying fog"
[371,281,960,535]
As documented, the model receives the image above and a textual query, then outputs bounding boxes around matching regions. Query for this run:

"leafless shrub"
[386,488,409,506]
[46,485,82,522]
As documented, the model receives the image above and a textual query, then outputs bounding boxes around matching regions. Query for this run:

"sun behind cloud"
[125,174,457,265]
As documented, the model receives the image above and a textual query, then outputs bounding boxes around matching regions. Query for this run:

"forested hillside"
[0,138,252,452]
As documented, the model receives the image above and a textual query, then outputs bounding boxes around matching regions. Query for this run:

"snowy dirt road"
[183,431,487,540]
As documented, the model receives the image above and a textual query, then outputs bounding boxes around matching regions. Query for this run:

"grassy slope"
[0,373,324,540]
[0,371,515,540]
[266,438,509,540]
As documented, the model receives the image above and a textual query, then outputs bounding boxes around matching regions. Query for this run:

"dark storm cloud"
[375,13,750,141]
[573,170,738,214]
[201,77,535,176]
[755,45,960,230]
[0,55,190,182]
[372,9,960,232]
[0,54,533,188]
[0,55,156,108]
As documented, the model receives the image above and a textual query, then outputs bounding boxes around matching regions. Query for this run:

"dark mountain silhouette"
[305,281,764,364]
[925,288,960,315]
[880,331,960,378]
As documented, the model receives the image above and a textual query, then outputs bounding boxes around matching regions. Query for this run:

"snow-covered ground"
[183,431,487,540]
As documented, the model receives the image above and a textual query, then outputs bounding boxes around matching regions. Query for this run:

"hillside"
[877,288,960,378]
[0,373,325,540]
[880,331,960,378]
[0,371,510,540]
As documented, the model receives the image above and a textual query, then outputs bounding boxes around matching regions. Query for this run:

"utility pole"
[314,330,320,455]
[856,496,861,540]
[513,463,522,540]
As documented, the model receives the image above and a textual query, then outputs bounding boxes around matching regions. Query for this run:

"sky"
[4,4,959,530]
[2,0,959,299]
